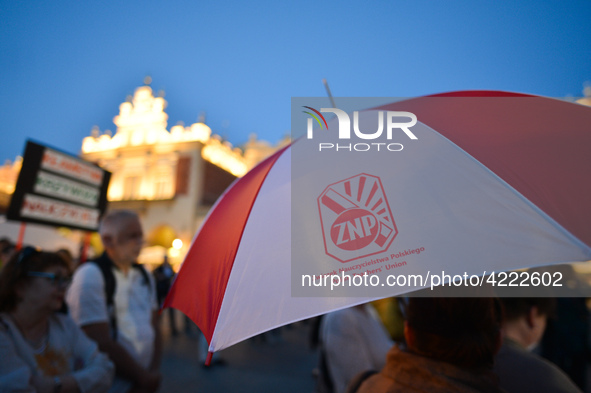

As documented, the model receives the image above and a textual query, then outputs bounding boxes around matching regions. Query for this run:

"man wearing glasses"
[66,210,162,393]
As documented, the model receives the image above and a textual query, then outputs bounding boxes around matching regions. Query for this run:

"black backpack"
[91,252,151,340]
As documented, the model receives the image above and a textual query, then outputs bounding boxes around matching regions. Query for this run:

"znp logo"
[303,106,417,152]
[317,173,397,263]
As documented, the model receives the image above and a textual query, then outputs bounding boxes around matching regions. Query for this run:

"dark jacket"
[494,338,582,393]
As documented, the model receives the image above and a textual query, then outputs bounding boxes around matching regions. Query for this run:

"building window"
[123,175,141,200]
[154,174,172,199]
[175,156,191,195]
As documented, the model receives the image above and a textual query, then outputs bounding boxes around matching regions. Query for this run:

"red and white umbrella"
[164,91,591,362]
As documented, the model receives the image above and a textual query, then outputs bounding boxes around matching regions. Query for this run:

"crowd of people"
[0,210,162,393]
[315,296,586,393]
[0,210,589,393]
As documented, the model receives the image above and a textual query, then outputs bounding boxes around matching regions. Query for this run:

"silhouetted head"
[404,297,502,368]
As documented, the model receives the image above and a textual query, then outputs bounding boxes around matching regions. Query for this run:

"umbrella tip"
[205,351,213,366]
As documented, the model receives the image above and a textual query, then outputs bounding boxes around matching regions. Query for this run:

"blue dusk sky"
[1,0,590,162]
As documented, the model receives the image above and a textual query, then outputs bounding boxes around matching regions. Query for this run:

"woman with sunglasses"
[0,247,114,392]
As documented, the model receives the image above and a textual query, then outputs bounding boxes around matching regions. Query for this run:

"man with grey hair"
[67,210,162,393]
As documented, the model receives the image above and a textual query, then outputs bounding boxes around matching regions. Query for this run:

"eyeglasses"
[27,271,73,288]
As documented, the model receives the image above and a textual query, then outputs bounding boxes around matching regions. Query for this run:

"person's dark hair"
[56,248,74,266]
[0,238,15,258]
[405,297,502,368]
[499,298,556,322]
[0,246,71,312]
[0,237,14,250]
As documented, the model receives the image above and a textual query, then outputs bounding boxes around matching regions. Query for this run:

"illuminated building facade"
[0,157,21,212]
[0,82,286,265]
[78,81,288,265]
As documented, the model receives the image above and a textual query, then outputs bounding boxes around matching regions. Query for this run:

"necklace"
[28,329,49,354]
[9,314,50,354]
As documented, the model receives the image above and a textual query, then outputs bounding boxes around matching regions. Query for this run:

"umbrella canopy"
[164,91,591,361]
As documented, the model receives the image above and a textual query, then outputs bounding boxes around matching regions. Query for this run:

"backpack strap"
[132,263,151,288]
[345,370,378,393]
[90,254,152,341]
[91,253,118,340]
